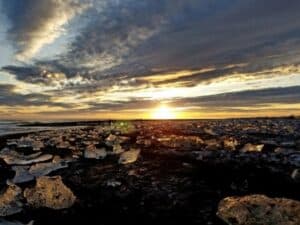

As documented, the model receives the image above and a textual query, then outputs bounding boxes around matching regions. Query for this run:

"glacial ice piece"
[240,143,264,152]
[0,219,34,225]
[223,137,238,151]
[110,144,124,155]
[291,169,300,182]
[29,156,68,177]
[105,134,129,147]
[84,145,107,159]
[0,148,52,165]
[204,139,221,150]
[24,176,76,209]
[1,154,53,166]
[0,183,23,216]
[157,135,204,149]
[118,148,140,164]
[217,195,300,225]
[106,180,122,187]
[11,166,34,184]
[203,127,216,136]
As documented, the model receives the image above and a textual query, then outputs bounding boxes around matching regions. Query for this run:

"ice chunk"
[11,166,34,184]
[0,183,23,216]
[118,148,140,164]
[0,219,33,225]
[240,143,264,152]
[29,156,68,177]
[223,137,238,151]
[84,145,107,159]
[217,195,300,225]
[1,153,53,166]
[24,176,76,209]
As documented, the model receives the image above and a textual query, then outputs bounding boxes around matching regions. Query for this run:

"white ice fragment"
[118,148,140,164]
[240,143,264,152]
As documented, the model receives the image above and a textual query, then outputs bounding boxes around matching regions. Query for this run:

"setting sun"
[152,105,176,119]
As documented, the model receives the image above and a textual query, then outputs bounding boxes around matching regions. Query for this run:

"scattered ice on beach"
[157,135,204,149]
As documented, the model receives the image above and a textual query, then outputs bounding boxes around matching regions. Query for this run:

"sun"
[152,105,176,119]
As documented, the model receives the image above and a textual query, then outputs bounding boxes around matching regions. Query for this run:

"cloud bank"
[1,0,300,118]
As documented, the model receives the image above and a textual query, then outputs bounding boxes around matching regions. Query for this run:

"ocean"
[0,121,51,136]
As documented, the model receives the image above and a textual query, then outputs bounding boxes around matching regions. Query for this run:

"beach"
[0,119,299,224]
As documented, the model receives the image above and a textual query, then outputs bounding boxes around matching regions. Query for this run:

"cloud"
[0,84,68,107]
[1,0,300,118]
[172,86,300,109]
[4,0,300,84]
[1,0,90,61]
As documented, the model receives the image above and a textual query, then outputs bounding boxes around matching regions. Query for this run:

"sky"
[0,0,300,120]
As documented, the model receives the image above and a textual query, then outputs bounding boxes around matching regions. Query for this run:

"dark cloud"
[172,86,300,109]
[1,0,90,61]
[0,84,67,107]
[3,0,300,85]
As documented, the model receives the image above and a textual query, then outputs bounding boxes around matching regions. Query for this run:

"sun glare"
[152,105,176,119]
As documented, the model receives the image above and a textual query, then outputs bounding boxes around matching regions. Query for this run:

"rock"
[11,166,34,184]
[291,169,300,182]
[118,148,140,164]
[240,143,264,152]
[24,176,76,209]
[0,183,23,216]
[84,145,107,159]
[29,156,68,177]
[217,195,300,225]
